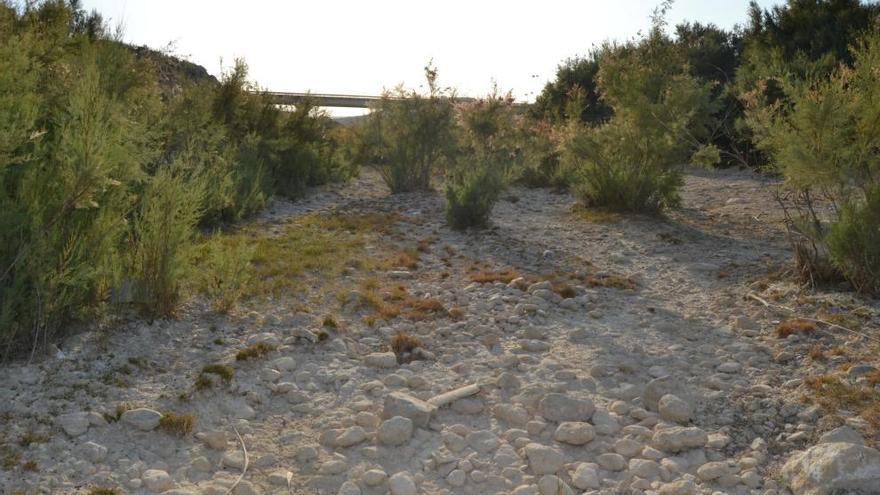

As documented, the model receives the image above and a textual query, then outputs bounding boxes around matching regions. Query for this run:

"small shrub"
[322,314,338,328]
[194,374,213,391]
[365,63,456,193]
[158,412,194,437]
[445,92,520,229]
[201,364,234,382]
[775,318,818,338]
[389,250,419,270]
[562,15,718,213]
[552,283,577,299]
[390,332,423,364]
[235,342,276,361]
[17,431,49,448]
[193,234,255,313]
[22,459,38,471]
[826,188,880,294]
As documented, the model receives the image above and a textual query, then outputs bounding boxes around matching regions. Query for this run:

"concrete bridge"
[263,92,525,109]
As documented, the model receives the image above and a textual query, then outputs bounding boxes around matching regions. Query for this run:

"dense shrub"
[445,93,521,229]
[562,12,719,213]
[531,54,612,124]
[748,31,880,293]
[0,1,354,356]
[510,119,566,189]
[130,166,204,317]
[364,64,457,192]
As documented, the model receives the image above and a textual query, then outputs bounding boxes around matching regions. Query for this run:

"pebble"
[524,443,565,475]
[121,408,162,431]
[378,416,414,446]
[388,471,417,495]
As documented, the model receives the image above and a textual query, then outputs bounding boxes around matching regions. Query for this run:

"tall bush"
[365,64,457,192]
[562,11,719,213]
[130,166,204,317]
[445,92,521,229]
[747,31,880,292]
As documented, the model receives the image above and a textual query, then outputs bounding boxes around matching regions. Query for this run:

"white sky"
[83,0,779,115]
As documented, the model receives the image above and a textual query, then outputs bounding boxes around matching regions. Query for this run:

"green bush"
[0,2,355,356]
[193,234,255,314]
[748,30,880,293]
[365,63,456,192]
[827,188,880,295]
[445,93,521,229]
[130,166,204,317]
[563,12,719,213]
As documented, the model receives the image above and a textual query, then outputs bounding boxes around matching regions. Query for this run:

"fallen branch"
[747,292,880,345]
[225,424,249,495]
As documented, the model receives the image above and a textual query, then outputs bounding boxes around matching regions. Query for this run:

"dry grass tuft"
[470,268,520,284]
[235,342,276,361]
[87,488,121,495]
[552,283,577,299]
[572,206,622,223]
[804,374,880,431]
[808,344,825,361]
[159,412,195,437]
[390,332,423,363]
[776,318,818,338]
[202,364,234,382]
[448,307,465,320]
[586,273,636,290]
[322,314,339,328]
[389,249,420,270]
[22,459,38,471]
[17,431,49,448]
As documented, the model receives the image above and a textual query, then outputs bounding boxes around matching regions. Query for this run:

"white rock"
[362,469,388,486]
[629,458,661,479]
[658,394,693,423]
[818,426,864,445]
[538,393,594,422]
[658,479,697,495]
[77,441,108,463]
[538,474,573,495]
[781,442,880,495]
[58,412,90,437]
[365,352,398,368]
[466,430,500,453]
[203,430,227,450]
[272,356,297,371]
[388,471,417,495]
[571,463,600,490]
[378,416,413,446]
[382,392,437,428]
[447,469,467,487]
[597,453,627,471]
[337,481,361,495]
[553,422,595,445]
[525,443,565,475]
[142,469,173,493]
[697,461,730,481]
[327,426,368,447]
[121,408,162,431]
[652,426,708,452]
[614,438,643,457]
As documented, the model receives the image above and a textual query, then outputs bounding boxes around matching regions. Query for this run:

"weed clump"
[469,268,520,284]
[202,364,234,382]
[159,412,195,437]
[235,342,276,361]
[775,318,818,338]
[586,273,636,290]
[390,332,424,364]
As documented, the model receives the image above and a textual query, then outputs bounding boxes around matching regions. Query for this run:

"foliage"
[0,1,355,357]
[510,118,566,189]
[531,54,613,124]
[445,92,522,229]
[364,63,457,192]
[193,234,255,313]
[129,166,204,318]
[748,30,880,293]
[563,12,719,213]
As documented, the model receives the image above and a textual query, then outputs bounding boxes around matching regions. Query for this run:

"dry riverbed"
[2,168,879,495]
